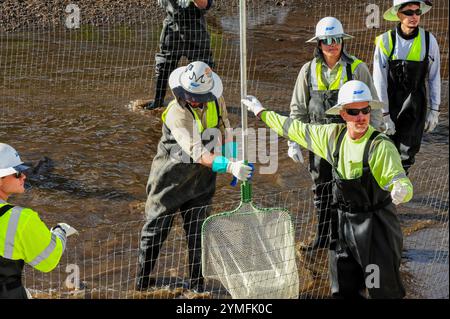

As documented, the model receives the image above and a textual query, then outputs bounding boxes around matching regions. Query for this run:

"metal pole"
[239,0,252,202]
[239,0,247,163]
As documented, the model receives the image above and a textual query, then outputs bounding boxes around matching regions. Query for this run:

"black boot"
[144,99,164,110]
[188,277,205,293]
[135,276,156,291]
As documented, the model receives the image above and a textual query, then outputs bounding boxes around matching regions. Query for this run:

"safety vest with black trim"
[159,99,223,163]
[376,27,430,135]
[308,56,363,124]
[375,27,428,62]
[0,201,64,286]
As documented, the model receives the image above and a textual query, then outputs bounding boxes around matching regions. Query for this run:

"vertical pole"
[239,0,252,203]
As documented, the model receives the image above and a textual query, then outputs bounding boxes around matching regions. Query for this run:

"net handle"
[239,0,252,203]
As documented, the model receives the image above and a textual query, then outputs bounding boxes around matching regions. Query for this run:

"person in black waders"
[242,80,413,298]
[288,16,383,251]
[136,61,253,292]
[0,143,78,299]
[145,0,215,110]
[373,0,441,173]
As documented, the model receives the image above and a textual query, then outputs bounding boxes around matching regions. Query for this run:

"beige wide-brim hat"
[383,0,432,22]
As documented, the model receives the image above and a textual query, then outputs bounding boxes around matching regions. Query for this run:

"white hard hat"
[384,0,432,21]
[306,17,354,43]
[325,80,384,115]
[0,143,30,178]
[169,61,223,103]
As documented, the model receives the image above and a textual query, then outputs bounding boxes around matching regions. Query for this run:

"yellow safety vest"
[375,28,424,61]
[310,58,364,91]
[161,99,222,134]
[0,202,64,273]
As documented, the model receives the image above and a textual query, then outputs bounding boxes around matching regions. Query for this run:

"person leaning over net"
[0,143,77,299]
[288,17,383,251]
[136,61,253,292]
[373,0,441,172]
[242,80,412,299]
[144,0,215,110]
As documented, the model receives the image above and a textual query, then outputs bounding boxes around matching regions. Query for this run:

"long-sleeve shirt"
[164,97,231,162]
[260,111,413,200]
[290,53,383,130]
[373,26,441,113]
[0,201,66,273]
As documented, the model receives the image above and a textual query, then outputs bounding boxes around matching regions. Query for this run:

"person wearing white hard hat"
[0,143,77,299]
[289,16,383,251]
[144,0,215,110]
[373,0,441,172]
[242,80,412,298]
[136,61,253,292]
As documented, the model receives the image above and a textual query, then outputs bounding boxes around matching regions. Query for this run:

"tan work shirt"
[164,97,231,162]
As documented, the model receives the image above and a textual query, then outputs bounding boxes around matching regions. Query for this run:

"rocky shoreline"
[0,0,292,32]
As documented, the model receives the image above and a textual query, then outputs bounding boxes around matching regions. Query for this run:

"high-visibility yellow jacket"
[0,200,65,273]
[260,111,413,200]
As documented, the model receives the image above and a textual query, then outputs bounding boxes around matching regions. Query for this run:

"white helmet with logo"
[384,0,432,21]
[169,61,223,103]
[306,17,354,43]
[0,143,30,178]
[326,80,384,115]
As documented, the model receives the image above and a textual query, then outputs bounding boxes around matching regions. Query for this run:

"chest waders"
[329,128,405,299]
[387,29,430,172]
[0,205,28,299]
[153,0,215,105]
[303,60,355,250]
[136,100,222,292]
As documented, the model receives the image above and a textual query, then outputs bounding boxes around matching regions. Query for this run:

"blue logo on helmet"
[353,90,364,95]
[190,82,200,88]
[325,26,335,31]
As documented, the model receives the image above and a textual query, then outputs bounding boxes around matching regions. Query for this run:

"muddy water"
[1,1,448,298]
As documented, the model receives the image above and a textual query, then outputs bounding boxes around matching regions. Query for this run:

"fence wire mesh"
[23,159,449,299]
[1,0,448,299]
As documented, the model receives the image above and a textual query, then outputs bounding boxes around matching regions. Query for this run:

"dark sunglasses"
[1,172,24,179]
[400,9,422,16]
[344,106,371,116]
[13,172,24,178]
[320,37,343,46]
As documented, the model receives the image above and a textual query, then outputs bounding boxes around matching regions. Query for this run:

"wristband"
[212,156,229,173]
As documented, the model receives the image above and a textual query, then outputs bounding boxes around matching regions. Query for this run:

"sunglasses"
[399,9,422,16]
[13,172,24,178]
[320,37,343,46]
[344,106,371,116]
[1,172,24,179]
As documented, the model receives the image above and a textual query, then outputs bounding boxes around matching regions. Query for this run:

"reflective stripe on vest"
[28,233,59,267]
[161,100,222,134]
[1,205,23,259]
[1,203,63,271]
[376,28,425,61]
[310,58,363,91]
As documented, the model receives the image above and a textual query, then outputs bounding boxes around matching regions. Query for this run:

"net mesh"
[201,205,299,299]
